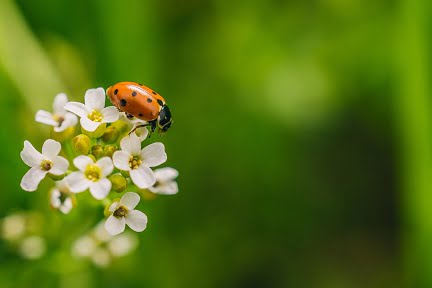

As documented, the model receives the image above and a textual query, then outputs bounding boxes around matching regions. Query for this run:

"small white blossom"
[19,236,46,260]
[1,214,26,241]
[35,93,78,132]
[72,221,138,267]
[50,179,73,214]
[107,233,138,257]
[64,88,119,132]
[20,139,69,192]
[113,134,166,189]
[72,235,97,258]
[66,155,114,200]
[149,167,179,195]
[105,192,148,235]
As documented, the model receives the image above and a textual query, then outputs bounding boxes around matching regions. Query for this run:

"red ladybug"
[106,82,172,133]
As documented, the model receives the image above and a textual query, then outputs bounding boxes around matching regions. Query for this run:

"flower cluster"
[1,212,46,260]
[72,221,138,267]
[20,88,179,239]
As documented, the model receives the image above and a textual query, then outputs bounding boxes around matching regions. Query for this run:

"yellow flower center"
[113,205,128,218]
[129,155,142,169]
[87,110,103,122]
[84,164,102,182]
[40,160,53,171]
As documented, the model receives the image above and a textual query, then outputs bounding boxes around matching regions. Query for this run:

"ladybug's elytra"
[106,82,172,134]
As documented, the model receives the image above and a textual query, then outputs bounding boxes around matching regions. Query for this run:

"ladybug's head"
[157,105,173,134]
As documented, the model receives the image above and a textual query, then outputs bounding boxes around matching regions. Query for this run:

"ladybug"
[106,82,172,134]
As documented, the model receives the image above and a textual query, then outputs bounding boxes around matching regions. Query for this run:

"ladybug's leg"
[128,120,157,137]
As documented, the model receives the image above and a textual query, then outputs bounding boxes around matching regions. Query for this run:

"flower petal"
[135,127,149,141]
[80,117,100,132]
[50,156,69,175]
[50,189,61,208]
[141,142,167,167]
[64,102,89,118]
[112,151,132,171]
[42,139,61,160]
[85,88,105,111]
[20,167,47,192]
[53,93,68,114]
[20,141,43,167]
[66,172,91,193]
[89,178,111,200]
[154,167,179,182]
[120,134,141,154]
[35,110,57,126]
[73,155,94,171]
[54,113,78,132]
[55,179,70,192]
[130,165,155,189]
[109,202,120,213]
[60,198,73,214]
[149,181,179,195]
[105,215,125,236]
[125,210,147,232]
[120,192,140,210]
[101,106,119,123]
[96,157,114,176]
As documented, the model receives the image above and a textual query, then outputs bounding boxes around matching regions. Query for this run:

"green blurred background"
[1,0,431,287]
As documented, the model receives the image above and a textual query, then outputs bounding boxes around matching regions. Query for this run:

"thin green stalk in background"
[0,0,64,110]
[396,0,432,286]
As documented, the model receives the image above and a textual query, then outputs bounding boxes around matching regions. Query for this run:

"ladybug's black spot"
[147,98,152,103]
[114,89,118,95]
[132,91,137,97]
[139,113,144,117]
[152,91,157,95]
[120,99,127,106]
[157,99,163,106]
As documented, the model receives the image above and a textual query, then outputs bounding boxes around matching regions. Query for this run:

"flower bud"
[102,126,120,144]
[87,154,96,162]
[91,145,104,159]
[81,123,106,138]
[104,145,117,158]
[72,134,91,155]
[109,174,127,192]
[51,126,76,142]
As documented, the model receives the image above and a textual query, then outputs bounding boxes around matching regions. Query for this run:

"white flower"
[105,192,148,235]
[20,139,69,192]
[72,235,97,258]
[64,88,119,132]
[107,233,138,257]
[19,236,46,260]
[72,221,139,267]
[112,134,166,189]
[2,214,26,241]
[35,93,78,132]
[149,167,179,195]
[66,155,114,200]
[50,179,73,214]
